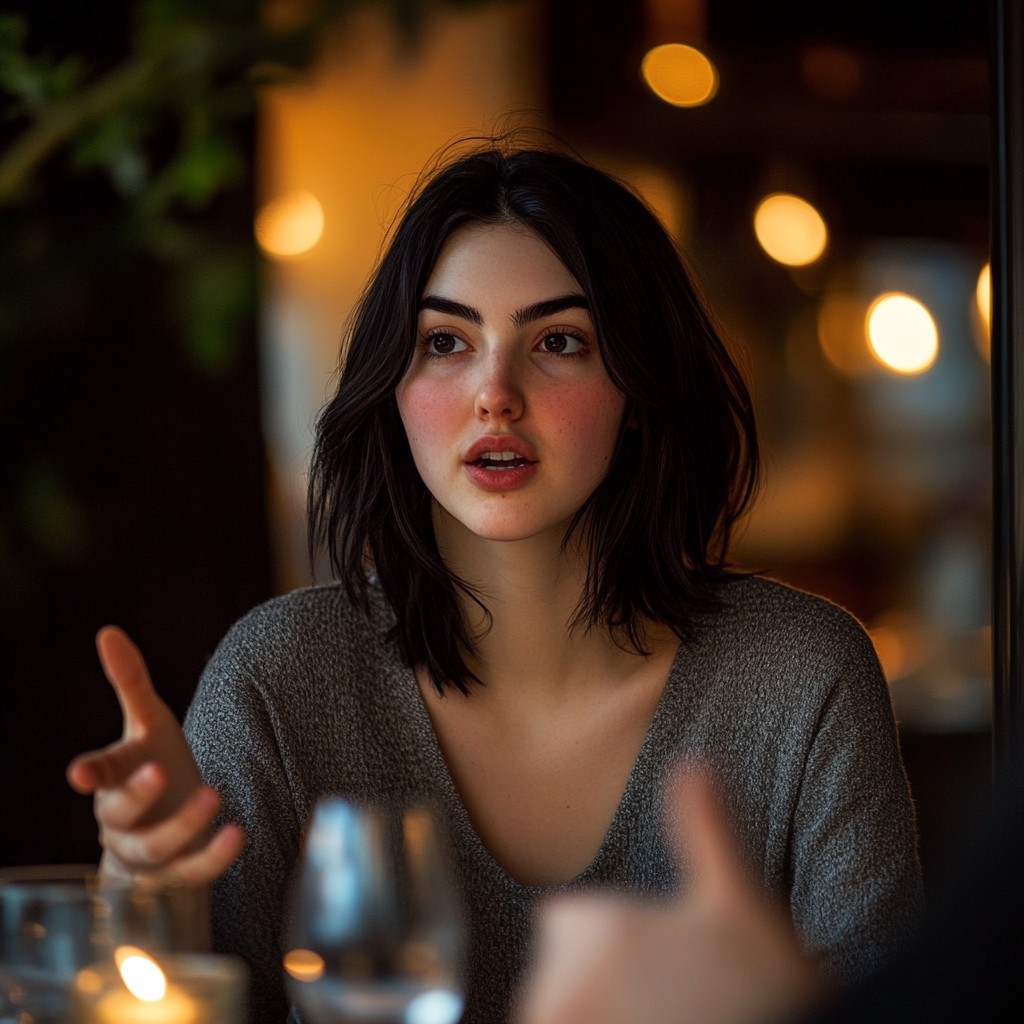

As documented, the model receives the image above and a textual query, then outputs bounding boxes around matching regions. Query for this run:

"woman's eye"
[538,333,584,355]
[426,333,467,356]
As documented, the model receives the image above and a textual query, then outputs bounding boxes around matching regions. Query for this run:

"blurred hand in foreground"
[66,626,244,884]
[519,768,829,1024]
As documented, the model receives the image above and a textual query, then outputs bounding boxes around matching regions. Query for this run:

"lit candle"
[75,947,245,1024]
[94,986,197,1024]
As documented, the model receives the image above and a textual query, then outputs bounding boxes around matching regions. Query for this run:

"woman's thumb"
[664,765,751,904]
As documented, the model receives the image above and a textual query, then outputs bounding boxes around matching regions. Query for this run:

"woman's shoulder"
[196,579,400,698]
[707,574,879,680]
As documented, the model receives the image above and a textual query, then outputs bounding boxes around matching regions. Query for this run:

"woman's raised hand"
[67,626,244,884]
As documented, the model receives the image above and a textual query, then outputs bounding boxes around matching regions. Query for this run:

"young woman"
[69,148,922,1024]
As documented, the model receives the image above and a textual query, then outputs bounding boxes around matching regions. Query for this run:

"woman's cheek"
[539,379,626,469]
[398,377,466,479]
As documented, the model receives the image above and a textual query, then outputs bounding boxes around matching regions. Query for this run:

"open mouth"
[471,451,533,471]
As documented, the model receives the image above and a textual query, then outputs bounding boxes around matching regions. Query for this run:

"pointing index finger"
[95,626,160,736]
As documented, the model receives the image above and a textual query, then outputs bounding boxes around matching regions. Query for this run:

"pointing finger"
[95,626,162,735]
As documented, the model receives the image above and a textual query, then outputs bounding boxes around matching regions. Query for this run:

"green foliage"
[0,0,496,220]
[0,14,87,112]
[0,0,497,620]
[0,0,497,376]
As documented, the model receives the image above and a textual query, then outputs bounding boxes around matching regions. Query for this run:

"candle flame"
[115,945,168,1002]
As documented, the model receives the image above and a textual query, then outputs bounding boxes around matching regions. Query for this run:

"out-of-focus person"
[519,769,830,1024]
[519,764,1023,1024]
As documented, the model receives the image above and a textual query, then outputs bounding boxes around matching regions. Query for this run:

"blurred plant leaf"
[0,0,498,237]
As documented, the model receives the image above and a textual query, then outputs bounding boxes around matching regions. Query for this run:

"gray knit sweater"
[184,575,922,1024]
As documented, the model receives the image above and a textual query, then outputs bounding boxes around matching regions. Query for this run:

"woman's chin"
[440,507,573,546]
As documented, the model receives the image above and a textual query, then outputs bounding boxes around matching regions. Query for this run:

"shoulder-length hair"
[309,147,758,694]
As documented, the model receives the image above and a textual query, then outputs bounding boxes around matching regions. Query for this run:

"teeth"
[482,451,517,461]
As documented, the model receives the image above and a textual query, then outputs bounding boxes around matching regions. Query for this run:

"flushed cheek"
[396,377,468,484]
[536,380,625,469]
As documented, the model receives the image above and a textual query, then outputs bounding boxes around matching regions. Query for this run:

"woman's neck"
[433,508,672,702]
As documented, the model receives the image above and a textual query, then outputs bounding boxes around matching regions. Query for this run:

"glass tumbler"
[0,865,107,1024]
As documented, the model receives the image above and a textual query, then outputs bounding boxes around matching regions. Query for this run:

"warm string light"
[255,191,324,257]
[641,43,718,107]
[816,290,946,377]
[975,262,991,360]
[753,194,828,266]
[866,293,938,374]
[976,262,991,329]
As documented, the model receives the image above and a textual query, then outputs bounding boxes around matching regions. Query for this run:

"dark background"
[1,0,993,899]
[0,0,273,864]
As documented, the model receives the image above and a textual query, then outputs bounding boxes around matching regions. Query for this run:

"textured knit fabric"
[183,575,923,1024]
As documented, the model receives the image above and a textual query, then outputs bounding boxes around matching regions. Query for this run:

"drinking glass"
[75,878,246,1024]
[284,800,465,1024]
[0,865,107,1024]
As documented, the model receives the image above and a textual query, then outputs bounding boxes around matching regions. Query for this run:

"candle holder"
[72,878,247,1024]
[1,868,247,1024]
[72,951,246,1024]
[99,876,211,955]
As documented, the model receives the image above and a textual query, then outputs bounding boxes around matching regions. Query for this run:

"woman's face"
[396,222,627,543]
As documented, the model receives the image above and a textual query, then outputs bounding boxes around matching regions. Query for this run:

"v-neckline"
[402,643,687,893]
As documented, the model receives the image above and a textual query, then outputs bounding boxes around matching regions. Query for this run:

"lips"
[464,434,538,464]
[463,434,539,491]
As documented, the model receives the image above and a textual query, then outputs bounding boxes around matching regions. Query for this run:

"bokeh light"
[115,947,167,1002]
[817,293,873,375]
[753,194,828,266]
[283,948,325,982]
[255,191,324,257]
[975,262,991,360]
[866,293,939,373]
[641,44,718,108]
[868,625,904,682]
[976,263,991,328]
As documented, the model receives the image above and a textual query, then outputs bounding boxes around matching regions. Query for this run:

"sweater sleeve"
[787,624,924,983]
[183,627,301,1024]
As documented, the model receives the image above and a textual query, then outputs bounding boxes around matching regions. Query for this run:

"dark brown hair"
[309,147,759,694]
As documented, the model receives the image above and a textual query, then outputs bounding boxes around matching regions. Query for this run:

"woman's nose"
[474,352,524,422]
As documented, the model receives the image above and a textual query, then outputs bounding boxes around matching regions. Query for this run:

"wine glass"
[284,799,465,1024]
[0,864,108,1024]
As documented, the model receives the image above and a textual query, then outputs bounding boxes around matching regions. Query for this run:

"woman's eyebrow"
[418,296,483,325]
[417,293,590,328]
[511,294,589,328]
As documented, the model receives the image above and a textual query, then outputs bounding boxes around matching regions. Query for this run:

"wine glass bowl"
[285,800,464,1024]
